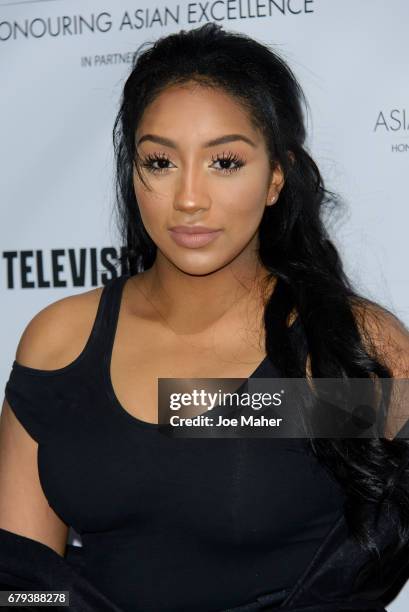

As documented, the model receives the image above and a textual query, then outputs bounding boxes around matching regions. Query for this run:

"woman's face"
[133,81,284,276]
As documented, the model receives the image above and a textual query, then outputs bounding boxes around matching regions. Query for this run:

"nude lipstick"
[168,226,223,249]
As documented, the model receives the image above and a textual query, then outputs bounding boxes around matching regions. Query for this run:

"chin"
[166,253,232,277]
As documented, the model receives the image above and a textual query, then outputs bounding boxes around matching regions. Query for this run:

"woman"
[1,23,409,612]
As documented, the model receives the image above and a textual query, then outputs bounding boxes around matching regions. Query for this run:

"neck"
[135,251,274,335]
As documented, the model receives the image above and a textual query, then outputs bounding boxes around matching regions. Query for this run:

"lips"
[169,226,221,234]
[168,228,223,249]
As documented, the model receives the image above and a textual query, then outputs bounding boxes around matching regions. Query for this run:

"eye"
[211,151,246,175]
[140,153,173,175]
[139,151,246,176]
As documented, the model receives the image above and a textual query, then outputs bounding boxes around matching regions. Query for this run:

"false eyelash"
[211,151,246,174]
[140,151,246,175]
[140,153,171,174]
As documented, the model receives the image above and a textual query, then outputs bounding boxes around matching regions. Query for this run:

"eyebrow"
[136,133,257,149]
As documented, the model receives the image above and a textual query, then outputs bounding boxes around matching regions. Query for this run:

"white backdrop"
[1,1,408,609]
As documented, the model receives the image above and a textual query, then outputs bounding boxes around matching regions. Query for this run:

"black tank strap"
[89,274,129,364]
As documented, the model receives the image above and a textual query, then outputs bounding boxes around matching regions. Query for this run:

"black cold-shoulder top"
[4,274,347,612]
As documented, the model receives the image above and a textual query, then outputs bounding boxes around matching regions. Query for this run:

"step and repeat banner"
[1,1,408,609]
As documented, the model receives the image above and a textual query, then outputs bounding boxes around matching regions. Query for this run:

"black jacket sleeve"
[0,528,124,611]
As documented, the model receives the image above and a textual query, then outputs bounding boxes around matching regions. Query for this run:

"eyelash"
[140,151,246,175]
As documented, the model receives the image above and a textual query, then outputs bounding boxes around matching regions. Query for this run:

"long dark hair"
[112,23,409,562]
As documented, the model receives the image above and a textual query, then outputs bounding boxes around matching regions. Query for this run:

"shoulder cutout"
[15,287,104,372]
[353,300,409,378]
[352,300,409,440]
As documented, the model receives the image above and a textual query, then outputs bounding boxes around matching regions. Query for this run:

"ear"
[266,162,285,207]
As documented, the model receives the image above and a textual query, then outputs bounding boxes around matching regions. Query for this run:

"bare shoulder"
[351,298,409,377]
[15,285,105,371]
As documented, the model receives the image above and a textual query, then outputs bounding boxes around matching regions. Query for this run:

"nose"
[173,163,210,214]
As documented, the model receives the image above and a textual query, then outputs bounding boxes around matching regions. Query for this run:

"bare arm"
[0,398,68,556]
[0,287,103,556]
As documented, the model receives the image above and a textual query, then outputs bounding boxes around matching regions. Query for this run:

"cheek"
[133,182,167,234]
[139,205,166,243]
[133,170,267,243]
[214,169,268,212]
[217,184,267,230]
